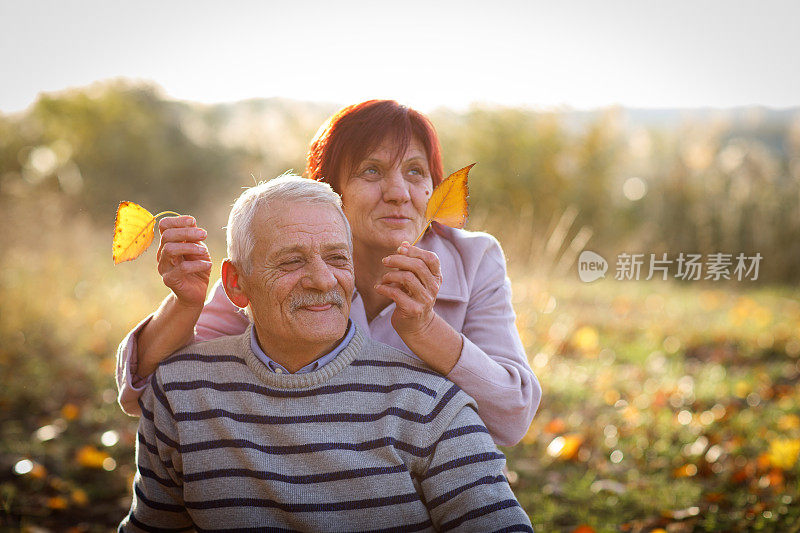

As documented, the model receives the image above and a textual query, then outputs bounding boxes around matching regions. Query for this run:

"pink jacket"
[116,223,541,446]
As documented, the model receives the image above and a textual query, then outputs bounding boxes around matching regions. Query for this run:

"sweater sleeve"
[119,371,193,531]
[115,279,249,416]
[445,237,541,446]
[417,386,533,532]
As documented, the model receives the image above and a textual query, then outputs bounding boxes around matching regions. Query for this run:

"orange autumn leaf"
[61,403,80,421]
[71,488,89,506]
[544,418,567,434]
[546,433,584,460]
[47,496,69,510]
[571,526,596,533]
[29,462,47,479]
[75,445,110,469]
[673,463,698,478]
[112,202,180,264]
[411,164,474,245]
[766,438,800,470]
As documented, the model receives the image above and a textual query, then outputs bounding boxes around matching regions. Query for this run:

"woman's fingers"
[382,244,442,292]
[157,242,211,273]
[159,215,196,234]
[161,260,212,287]
[382,254,440,293]
[380,270,431,303]
[160,226,208,245]
[374,282,425,317]
[156,217,207,261]
[397,242,441,278]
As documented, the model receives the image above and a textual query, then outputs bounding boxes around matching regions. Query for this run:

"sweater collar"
[240,323,365,389]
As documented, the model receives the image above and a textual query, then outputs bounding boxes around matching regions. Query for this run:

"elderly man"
[120,175,532,532]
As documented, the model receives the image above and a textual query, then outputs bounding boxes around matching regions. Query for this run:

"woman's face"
[341,137,433,254]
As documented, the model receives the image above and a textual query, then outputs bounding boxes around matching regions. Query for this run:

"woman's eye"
[406,167,426,181]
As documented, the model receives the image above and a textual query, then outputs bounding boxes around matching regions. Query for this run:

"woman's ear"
[222,259,250,309]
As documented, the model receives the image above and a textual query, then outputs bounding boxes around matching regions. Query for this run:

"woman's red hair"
[305,100,444,193]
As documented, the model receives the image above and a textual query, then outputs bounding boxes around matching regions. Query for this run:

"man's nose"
[382,169,410,204]
[302,256,337,292]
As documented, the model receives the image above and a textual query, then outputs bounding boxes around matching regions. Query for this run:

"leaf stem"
[154,211,181,219]
[411,222,432,246]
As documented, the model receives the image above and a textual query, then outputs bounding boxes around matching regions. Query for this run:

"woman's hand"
[134,215,212,379]
[156,216,212,309]
[375,241,463,375]
[376,241,442,336]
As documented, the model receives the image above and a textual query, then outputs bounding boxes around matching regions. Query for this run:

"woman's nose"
[382,169,410,204]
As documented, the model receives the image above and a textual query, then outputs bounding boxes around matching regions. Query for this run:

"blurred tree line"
[2,81,799,282]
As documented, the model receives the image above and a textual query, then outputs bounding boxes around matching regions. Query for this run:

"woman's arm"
[116,281,249,415]
[444,240,540,446]
[378,236,540,446]
[116,215,245,416]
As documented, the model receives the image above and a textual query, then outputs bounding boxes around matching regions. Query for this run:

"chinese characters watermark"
[578,251,762,282]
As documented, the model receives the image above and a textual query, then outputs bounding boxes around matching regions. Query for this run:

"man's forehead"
[253,201,347,250]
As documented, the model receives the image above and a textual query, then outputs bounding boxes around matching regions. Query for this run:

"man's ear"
[222,259,250,309]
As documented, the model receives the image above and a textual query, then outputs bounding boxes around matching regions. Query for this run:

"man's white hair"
[226,173,352,274]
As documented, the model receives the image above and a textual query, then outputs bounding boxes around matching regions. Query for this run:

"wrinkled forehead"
[252,201,349,254]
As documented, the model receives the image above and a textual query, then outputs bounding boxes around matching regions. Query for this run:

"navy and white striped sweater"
[120,324,533,532]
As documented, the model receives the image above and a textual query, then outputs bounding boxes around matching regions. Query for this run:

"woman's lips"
[379,216,413,226]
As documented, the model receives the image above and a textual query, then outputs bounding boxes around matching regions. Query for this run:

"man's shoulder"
[354,334,463,395]
[154,330,250,383]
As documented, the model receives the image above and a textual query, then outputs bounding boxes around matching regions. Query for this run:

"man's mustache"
[290,290,345,311]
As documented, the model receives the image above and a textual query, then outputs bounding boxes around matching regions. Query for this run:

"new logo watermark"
[578,252,762,282]
[578,251,608,282]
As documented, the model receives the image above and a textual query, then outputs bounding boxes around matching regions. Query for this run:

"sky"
[1,0,799,113]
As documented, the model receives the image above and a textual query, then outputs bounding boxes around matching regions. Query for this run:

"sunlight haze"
[2,0,799,112]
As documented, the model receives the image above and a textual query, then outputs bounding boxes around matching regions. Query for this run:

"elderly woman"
[116,100,540,446]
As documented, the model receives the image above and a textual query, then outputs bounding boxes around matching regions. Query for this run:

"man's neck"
[253,325,344,374]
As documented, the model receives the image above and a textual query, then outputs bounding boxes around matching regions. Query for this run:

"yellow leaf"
[61,403,80,421]
[29,462,47,479]
[47,496,68,509]
[546,433,584,460]
[112,202,180,264]
[572,326,599,353]
[767,438,800,470]
[412,164,473,245]
[71,488,89,506]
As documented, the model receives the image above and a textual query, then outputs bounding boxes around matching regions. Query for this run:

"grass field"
[1,201,798,531]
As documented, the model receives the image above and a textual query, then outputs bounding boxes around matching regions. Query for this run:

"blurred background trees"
[2,80,798,281]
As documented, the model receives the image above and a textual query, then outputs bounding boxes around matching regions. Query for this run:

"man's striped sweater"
[120,324,533,532]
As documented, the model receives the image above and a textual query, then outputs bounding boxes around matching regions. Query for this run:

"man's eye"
[281,259,303,269]
[328,254,349,265]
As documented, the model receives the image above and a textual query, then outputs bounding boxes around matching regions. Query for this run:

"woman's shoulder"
[428,223,507,270]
